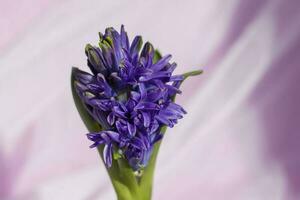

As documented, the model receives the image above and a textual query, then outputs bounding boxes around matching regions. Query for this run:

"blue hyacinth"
[72,25,201,171]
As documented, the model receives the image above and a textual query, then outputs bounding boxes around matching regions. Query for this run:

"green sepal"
[113,147,124,160]
[153,49,162,63]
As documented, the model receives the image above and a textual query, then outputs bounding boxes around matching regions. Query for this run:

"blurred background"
[1,0,300,199]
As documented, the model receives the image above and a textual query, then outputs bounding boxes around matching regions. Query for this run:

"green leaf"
[71,67,101,132]
[171,69,203,102]
[71,67,139,200]
[182,69,203,80]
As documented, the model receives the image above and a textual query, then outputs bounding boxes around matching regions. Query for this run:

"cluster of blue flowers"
[73,25,187,171]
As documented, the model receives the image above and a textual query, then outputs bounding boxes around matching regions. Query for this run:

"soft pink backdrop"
[1,0,300,199]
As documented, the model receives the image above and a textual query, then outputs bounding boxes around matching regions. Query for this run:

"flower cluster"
[73,25,187,171]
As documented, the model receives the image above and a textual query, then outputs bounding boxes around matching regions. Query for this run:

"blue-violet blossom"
[73,25,190,171]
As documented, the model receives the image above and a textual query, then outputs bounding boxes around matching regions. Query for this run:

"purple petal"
[113,106,127,118]
[135,102,159,110]
[103,143,113,167]
[130,137,145,150]
[146,90,163,102]
[127,122,137,136]
[150,121,160,134]
[104,131,120,142]
[87,132,102,141]
[150,133,163,144]
[120,24,130,50]
[88,99,110,111]
[86,132,105,148]
[168,102,187,114]
[74,69,94,84]
[116,120,125,134]
[151,54,172,72]
[170,75,184,81]
[138,83,147,99]
[166,84,182,95]
[131,91,141,102]
[130,36,142,57]
[155,115,172,127]
[139,71,171,82]
[107,112,115,126]
[141,111,150,127]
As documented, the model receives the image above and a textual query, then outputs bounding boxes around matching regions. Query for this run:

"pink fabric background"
[1,0,300,199]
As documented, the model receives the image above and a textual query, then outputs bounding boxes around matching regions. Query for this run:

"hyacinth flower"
[71,25,202,200]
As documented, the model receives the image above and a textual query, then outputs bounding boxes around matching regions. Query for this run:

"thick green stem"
[111,149,156,200]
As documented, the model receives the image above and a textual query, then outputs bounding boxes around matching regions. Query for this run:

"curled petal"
[86,132,105,148]
[120,24,130,50]
[85,44,107,75]
[103,143,113,167]
[135,102,159,110]
[138,83,147,99]
[127,122,136,137]
[170,75,184,82]
[104,131,120,142]
[107,112,115,126]
[130,36,143,57]
[151,54,172,72]
[130,137,146,150]
[155,115,172,127]
[141,111,151,128]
